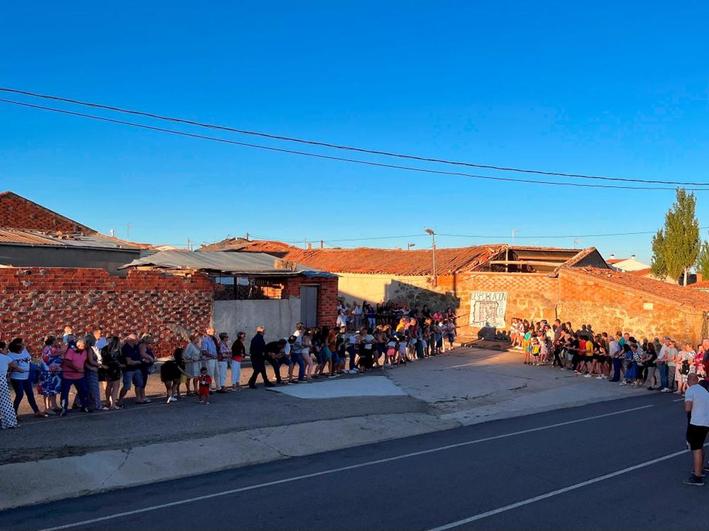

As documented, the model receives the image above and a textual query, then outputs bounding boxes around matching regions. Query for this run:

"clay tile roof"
[279,245,505,275]
[570,267,709,310]
[201,238,295,254]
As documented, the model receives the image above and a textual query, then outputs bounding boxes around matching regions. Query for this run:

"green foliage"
[650,188,700,284]
[697,241,709,280]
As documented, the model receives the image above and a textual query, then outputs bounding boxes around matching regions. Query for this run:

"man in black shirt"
[265,339,287,384]
[248,326,274,389]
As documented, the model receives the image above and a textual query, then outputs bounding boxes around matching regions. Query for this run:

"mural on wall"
[469,291,508,328]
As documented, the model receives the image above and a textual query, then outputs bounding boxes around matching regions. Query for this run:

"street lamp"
[425,228,437,287]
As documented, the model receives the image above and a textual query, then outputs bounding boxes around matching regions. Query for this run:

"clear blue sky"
[2,1,709,262]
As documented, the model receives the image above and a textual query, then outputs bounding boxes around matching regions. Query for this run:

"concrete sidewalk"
[0,346,649,511]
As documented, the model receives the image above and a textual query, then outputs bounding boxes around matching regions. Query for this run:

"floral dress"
[38,345,63,396]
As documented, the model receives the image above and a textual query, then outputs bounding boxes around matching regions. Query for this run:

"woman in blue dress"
[38,336,63,414]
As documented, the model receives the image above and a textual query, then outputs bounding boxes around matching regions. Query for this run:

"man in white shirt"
[684,373,709,485]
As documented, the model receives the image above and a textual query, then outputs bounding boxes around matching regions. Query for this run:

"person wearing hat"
[118,334,143,406]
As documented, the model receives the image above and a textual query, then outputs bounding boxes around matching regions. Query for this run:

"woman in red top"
[230,332,245,390]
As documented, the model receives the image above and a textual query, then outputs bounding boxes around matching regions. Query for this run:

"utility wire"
[0,98,701,192]
[1,86,707,187]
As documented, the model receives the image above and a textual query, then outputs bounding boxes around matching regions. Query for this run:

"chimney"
[631,254,636,259]
[307,242,313,250]
[320,240,324,249]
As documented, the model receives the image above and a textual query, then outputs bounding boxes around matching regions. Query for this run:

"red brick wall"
[0,192,92,233]
[0,267,214,357]
[454,272,559,336]
[558,269,705,344]
[283,276,339,327]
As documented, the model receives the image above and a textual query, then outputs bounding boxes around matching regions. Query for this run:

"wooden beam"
[489,260,566,267]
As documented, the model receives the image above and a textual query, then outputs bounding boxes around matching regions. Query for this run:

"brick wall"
[454,272,559,336]
[0,267,214,357]
[0,192,93,233]
[558,268,705,344]
[283,276,339,327]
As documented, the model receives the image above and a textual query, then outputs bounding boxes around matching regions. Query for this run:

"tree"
[697,241,709,280]
[650,188,700,285]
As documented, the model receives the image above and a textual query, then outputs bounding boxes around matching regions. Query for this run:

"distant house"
[606,255,653,278]
[0,192,148,275]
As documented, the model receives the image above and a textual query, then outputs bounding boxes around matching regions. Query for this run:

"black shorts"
[686,424,709,450]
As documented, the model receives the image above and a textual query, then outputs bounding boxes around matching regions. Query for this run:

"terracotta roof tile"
[279,245,505,275]
[569,267,709,310]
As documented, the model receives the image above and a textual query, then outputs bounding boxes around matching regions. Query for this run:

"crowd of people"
[511,318,709,393]
[0,305,457,429]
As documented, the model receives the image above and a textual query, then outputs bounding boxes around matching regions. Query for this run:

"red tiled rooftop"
[571,267,709,309]
[280,245,504,275]
[201,238,294,253]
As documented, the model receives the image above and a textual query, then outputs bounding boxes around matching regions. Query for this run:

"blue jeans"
[347,346,356,370]
[290,352,305,380]
[610,358,623,382]
[60,377,89,410]
[659,364,669,389]
[10,379,40,413]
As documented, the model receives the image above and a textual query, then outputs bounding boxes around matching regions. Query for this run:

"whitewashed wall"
[213,298,301,343]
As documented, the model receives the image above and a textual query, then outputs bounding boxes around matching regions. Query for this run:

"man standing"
[201,327,219,392]
[118,334,144,406]
[248,326,274,389]
[684,373,709,486]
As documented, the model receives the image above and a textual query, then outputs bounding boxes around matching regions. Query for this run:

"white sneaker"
[584,374,592,378]
[619,381,627,386]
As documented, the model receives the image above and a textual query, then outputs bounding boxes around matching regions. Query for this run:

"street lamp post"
[425,228,437,287]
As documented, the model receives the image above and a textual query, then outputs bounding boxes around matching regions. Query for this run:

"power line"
[1,86,707,187]
[0,97,701,192]
[304,227,709,245]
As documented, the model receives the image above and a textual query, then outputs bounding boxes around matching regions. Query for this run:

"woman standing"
[84,335,103,411]
[216,332,230,393]
[183,334,202,395]
[230,332,246,390]
[8,338,45,418]
[38,336,63,415]
[60,339,90,415]
[100,336,122,409]
[0,341,20,429]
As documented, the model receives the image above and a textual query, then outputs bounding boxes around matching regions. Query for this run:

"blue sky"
[2,1,709,261]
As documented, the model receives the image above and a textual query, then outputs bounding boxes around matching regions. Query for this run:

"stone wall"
[0,267,214,357]
[557,268,706,344]
[455,272,559,336]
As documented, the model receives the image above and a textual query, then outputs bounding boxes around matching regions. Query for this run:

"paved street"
[0,392,699,531]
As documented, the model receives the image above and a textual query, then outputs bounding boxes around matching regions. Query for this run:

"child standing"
[198,367,212,405]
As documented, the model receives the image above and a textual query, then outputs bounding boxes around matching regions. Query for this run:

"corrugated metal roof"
[121,250,335,276]
[0,228,146,250]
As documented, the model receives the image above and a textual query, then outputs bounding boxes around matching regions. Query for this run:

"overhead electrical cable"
[0,98,700,192]
[1,86,708,186]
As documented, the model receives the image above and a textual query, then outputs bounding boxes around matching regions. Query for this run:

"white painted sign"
[469,291,508,328]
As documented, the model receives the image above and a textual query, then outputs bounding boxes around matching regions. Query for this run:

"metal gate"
[300,285,319,328]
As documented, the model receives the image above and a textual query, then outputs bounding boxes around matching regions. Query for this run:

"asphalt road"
[0,393,700,531]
